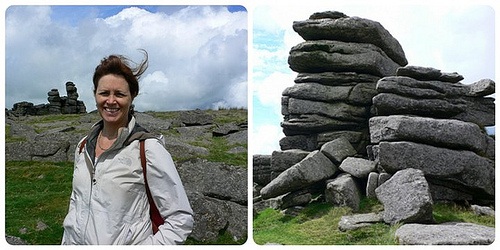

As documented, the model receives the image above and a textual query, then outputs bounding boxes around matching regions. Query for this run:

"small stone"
[36,220,48,231]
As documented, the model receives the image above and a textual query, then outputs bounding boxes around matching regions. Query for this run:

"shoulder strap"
[79,138,87,154]
[140,140,164,234]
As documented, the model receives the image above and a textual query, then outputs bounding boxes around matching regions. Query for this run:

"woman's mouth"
[104,107,120,114]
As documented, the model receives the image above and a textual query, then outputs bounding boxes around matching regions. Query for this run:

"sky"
[1,2,497,157]
[4,5,248,112]
[252,3,496,155]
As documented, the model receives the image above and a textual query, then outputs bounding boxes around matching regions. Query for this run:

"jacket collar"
[85,115,139,162]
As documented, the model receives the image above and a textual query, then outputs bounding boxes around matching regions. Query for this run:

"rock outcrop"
[370,65,495,202]
[281,11,407,154]
[8,81,87,116]
[253,10,495,245]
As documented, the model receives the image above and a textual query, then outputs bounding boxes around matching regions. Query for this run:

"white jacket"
[62,116,194,245]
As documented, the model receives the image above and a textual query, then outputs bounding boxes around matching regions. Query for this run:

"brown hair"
[92,49,148,99]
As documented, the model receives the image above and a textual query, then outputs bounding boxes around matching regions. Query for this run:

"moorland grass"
[253,198,495,245]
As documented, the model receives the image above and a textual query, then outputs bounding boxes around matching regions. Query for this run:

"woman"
[62,51,194,245]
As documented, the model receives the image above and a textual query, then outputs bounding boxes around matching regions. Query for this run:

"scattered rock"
[395,222,495,245]
[260,150,337,199]
[6,235,29,245]
[471,205,495,217]
[325,173,361,212]
[36,220,48,231]
[338,157,377,179]
[375,168,434,225]
[338,212,383,231]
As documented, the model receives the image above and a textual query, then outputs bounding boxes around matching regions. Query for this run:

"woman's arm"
[139,139,194,245]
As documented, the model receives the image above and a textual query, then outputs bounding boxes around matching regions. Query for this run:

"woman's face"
[95,74,133,128]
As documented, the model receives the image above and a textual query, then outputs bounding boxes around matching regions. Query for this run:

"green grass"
[253,198,495,245]
[26,114,81,124]
[433,202,495,227]
[5,160,244,245]
[190,136,247,167]
[5,161,74,245]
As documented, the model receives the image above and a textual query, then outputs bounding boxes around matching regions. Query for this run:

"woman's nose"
[106,95,117,104]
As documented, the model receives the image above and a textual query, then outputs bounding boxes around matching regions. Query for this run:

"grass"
[253,198,495,245]
[5,160,245,245]
[5,161,73,245]
[190,136,247,167]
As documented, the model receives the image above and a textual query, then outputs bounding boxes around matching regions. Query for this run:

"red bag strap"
[79,138,87,154]
[140,140,164,234]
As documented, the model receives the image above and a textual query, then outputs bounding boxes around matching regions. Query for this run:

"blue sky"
[252,4,496,155]
[5,5,247,112]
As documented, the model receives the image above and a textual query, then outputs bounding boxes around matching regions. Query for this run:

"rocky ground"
[5,109,248,244]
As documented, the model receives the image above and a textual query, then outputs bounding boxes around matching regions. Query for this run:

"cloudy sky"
[2,2,497,157]
[5,5,247,112]
[252,3,496,155]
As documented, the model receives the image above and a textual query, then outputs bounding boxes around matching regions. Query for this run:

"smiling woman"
[61,51,194,245]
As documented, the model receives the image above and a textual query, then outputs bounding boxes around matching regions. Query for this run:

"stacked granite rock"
[47,89,63,114]
[253,11,495,244]
[9,81,87,116]
[280,11,407,154]
[61,82,86,114]
[369,66,495,204]
[254,11,408,212]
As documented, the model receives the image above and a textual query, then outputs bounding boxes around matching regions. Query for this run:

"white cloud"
[251,124,284,155]
[253,72,295,116]
[5,6,247,112]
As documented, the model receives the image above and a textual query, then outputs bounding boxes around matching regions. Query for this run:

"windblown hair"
[92,49,148,99]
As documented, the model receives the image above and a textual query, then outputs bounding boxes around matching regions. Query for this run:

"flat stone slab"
[338,212,383,231]
[288,40,401,77]
[395,222,495,245]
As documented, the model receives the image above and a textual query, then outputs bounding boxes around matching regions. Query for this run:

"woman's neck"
[101,121,126,138]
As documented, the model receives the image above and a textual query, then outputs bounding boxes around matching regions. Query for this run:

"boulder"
[375,168,434,225]
[179,110,214,126]
[366,172,379,199]
[260,150,337,199]
[372,93,495,127]
[395,222,494,245]
[279,134,318,151]
[292,14,407,65]
[320,136,357,165]
[177,159,247,205]
[271,149,310,172]
[288,40,401,77]
[338,157,377,179]
[187,192,246,242]
[376,141,495,199]
[369,115,491,156]
[325,174,361,211]
[253,155,272,186]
